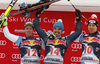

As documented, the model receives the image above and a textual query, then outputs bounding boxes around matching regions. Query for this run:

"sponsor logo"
[82,57,99,62]
[14,29,25,33]
[70,57,81,62]
[45,58,61,62]
[21,40,40,46]
[0,53,6,58]
[12,54,21,59]
[82,30,86,34]
[82,37,100,43]
[0,40,7,45]
[89,20,96,23]
[82,57,93,60]
[47,39,66,46]
[40,55,44,60]
[13,42,18,46]
[14,29,46,33]
[12,42,18,49]
[22,59,39,63]
[71,43,82,49]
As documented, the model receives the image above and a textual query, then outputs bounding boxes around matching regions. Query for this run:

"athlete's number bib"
[27,49,37,56]
[84,46,93,54]
[50,48,60,56]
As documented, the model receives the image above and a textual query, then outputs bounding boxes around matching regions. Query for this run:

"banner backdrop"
[0,9,100,64]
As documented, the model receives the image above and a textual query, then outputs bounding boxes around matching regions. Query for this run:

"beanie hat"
[24,21,34,28]
[87,14,99,27]
[53,19,64,31]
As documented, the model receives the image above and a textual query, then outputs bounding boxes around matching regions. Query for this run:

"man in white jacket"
[0,14,44,64]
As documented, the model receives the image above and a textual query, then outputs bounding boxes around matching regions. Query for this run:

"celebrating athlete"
[80,14,100,64]
[0,14,44,64]
[34,8,82,64]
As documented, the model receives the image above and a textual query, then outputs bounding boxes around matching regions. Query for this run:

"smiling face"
[53,27,62,37]
[24,25,34,37]
[88,23,98,34]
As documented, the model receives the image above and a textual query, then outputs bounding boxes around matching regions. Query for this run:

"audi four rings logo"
[0,40,7,45]
[12,54,21,59]
[71,43,82,49]
[13,42,17,46]
[82,30,86,34]
[0,53,6,58]
[40,55,44,60]
[71,57,81,62]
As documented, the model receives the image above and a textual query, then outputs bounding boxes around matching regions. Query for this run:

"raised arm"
[0,14,23,46]
[66,9,82,46]
[34,10,48,43]
[3,26,23,46]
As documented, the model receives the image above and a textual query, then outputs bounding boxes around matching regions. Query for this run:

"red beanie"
[87,14,99,27]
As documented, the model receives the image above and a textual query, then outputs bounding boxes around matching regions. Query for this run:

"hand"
[0,13,7,28]
[75,9,82,21]
[35,4,50,17]
[75,17,82,25]
[35,6,44,17]
[46,30,56,40]
[46,30,54,36]
[49,35,56,40]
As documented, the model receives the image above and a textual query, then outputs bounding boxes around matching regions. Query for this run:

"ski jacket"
[3,26,43,64]
[79,33,100,64]
[34,16,82,64]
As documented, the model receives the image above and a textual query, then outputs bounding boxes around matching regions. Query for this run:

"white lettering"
[8,17,18,22]
[43,17,57,24]
[20,17,28,22]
